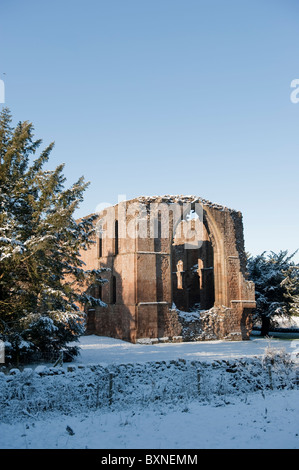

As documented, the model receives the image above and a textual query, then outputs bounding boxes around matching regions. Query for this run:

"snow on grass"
[70,334,299,366]
[0,390,299,449]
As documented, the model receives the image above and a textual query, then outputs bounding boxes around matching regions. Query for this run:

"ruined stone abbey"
[80,195,256,343]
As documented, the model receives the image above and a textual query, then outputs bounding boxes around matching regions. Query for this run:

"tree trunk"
[261,316,271,336]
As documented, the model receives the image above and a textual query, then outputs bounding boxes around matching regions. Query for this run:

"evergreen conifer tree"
[247,250,299,336]
[0,108,107,363]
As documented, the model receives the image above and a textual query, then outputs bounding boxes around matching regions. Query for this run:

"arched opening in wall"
[114,220,119,255]
[112,275,117,304]
[171,210,215,312]
[98,236,103,258]
[154,213,162,252]
[96,218,105,258]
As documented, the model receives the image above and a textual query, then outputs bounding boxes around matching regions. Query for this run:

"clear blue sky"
[1,0,299,261]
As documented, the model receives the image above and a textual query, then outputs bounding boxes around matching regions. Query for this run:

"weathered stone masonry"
[80,195,255,343]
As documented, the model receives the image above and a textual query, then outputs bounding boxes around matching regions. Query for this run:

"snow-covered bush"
[247,250,299,336]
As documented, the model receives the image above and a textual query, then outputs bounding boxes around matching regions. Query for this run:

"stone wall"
[1,352,297,422]
[79,195,255,343]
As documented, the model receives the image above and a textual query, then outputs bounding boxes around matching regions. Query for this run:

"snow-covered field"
[1,390,299,449]
[71,333,299,366]
[1,334,299,450]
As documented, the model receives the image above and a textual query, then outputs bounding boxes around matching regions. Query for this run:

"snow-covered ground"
[1,334,298,450]
[1,390,299,449]
[70,334,299,367]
